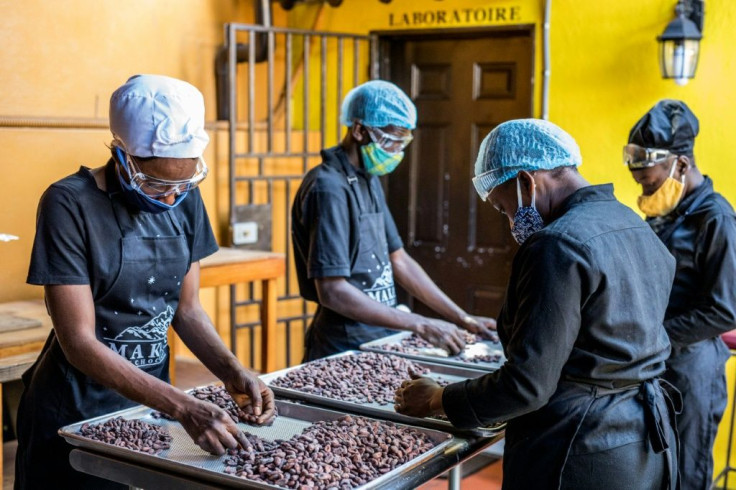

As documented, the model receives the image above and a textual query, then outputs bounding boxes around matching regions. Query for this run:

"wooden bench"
[0,352,40,477]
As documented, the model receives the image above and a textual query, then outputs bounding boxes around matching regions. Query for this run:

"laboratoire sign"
[388,5,522,27]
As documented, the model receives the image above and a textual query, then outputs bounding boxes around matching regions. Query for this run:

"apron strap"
[640,379,681,490]
[337,149,376,215]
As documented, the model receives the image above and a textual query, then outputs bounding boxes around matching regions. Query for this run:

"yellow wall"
[0,0,253,302]
[0,1,289,365]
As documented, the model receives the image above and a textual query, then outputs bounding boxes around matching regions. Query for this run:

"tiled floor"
[2,358,504,489]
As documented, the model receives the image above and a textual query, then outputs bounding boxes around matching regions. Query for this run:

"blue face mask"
[510,177,544,245]
[360,142,404,176]
[114,148,188,214]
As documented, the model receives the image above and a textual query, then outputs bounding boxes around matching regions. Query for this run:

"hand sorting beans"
[151,384,276,424]
[224,414,440,489]
[271,352,440,405]
[78,416,172,455]
[379,332,503,364]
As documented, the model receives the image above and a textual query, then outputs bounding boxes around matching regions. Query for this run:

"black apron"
[502,379,680,490]
[652,190,730,490]
[304,158,397,361]
[15,190,189,489]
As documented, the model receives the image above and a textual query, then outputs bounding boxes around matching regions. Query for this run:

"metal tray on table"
[260,351,504,438]
[360,331,506,372]
[59,396,455,489]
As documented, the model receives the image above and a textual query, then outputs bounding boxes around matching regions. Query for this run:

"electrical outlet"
[233,221,258,245]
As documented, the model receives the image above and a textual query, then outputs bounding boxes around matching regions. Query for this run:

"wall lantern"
[657,0,704,86]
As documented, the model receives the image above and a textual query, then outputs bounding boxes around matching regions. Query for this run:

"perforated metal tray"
[261,351,504,438]
[59,398,455,489]
[360,331,505,372]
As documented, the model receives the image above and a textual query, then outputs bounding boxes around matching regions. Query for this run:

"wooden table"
[0,301,53,478]
[0,300,52,359]
[197,247,285,374]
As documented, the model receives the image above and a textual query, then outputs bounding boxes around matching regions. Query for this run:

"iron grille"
[224,23,377,369]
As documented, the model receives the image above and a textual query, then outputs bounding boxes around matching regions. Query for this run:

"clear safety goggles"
[119,150,208,198]
[472,167,512,201]
[364,125,413,155]
[623,144,673,169]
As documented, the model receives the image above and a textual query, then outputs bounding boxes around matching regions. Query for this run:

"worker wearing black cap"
[625,99,736,489]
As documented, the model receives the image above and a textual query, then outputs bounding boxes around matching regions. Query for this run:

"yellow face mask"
[637,161,686,218]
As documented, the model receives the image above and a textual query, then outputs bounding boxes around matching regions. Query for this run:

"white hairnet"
[109,74,210,158]
[474,119,582,194]
[340,80,417,129]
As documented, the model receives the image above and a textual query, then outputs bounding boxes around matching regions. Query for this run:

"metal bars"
[224,23,373,369]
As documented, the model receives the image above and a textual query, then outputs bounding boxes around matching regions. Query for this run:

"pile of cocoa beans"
[78,416,172,455]
[224,414,439,489]
[152,384,272,424]
[271,352,431,405]
[379,332,502,364]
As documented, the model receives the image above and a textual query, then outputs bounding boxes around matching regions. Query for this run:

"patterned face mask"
[360,142,404,176]
[511,177,545,245]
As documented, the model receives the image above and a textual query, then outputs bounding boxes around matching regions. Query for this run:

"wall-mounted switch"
[233,221,258,245]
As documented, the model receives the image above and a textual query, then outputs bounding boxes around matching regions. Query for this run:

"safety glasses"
[118,150,208,198]
[364,125,413,155]
[472,167,507,201]
[623,144,673,169]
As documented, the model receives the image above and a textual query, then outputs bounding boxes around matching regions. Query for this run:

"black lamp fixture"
[657,0,704,86]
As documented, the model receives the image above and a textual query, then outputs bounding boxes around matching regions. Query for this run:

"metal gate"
[223,23,376,369]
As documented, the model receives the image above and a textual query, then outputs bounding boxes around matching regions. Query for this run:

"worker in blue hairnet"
[291,80,496,361]
[625,100,736,490]
[396,119,680,489]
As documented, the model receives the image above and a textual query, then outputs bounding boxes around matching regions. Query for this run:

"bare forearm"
[318,279,421,333]
[173,306,244,378]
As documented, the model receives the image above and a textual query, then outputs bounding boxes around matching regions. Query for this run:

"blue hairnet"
[474,119,582,195]
[340,80,417,129]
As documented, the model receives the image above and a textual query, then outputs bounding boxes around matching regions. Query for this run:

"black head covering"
[628,99,699,155]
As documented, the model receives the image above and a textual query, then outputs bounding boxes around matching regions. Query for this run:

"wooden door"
[381,29,534,317]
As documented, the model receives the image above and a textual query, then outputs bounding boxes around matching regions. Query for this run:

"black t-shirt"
[27,160,218,296]
[291,146,403,302]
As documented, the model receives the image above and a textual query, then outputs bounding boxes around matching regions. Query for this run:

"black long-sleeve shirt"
[648,177,736,348]
[443,184,675,428]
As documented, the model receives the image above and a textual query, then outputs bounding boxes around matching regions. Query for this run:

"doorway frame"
[371,25,537,315]
[372,24,537,117]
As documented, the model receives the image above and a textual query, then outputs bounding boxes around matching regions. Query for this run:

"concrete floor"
[2,358,503,489]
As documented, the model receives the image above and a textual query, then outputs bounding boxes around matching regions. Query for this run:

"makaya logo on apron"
[103,305,174,367]
[364,261,397,306]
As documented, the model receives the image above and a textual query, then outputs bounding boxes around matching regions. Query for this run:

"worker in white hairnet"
[291,80,496,361]
[396,119,681,489]
[17,75,275,489]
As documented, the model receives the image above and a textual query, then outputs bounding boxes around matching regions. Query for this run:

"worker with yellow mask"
[625,99,736,490]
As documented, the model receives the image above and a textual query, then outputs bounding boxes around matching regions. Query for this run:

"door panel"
[383,30,534,318]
